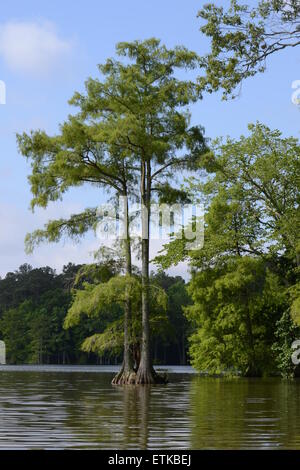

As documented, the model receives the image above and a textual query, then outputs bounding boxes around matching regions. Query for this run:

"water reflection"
[0,369,300,449]
[122,386,150,449]
[189,377,300,449]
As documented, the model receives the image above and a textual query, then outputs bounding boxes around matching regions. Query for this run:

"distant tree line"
[0,263,190,366]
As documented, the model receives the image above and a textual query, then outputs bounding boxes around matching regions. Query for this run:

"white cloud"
[0,20,72,75]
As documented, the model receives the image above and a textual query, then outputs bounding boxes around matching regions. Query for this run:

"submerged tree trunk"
[135,160,166,384]
[136,237,156,383]
[133,342,141,370]
[112,195,136,385]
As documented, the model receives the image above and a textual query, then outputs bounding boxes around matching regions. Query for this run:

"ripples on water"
[0,366,299,449]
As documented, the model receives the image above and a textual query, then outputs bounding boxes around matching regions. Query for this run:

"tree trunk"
[133,343,141,370]
[135,160,166,384]
[136,237,156,383]
[112,194,136,385]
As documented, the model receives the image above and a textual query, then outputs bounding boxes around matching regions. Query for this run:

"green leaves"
[64,273,170,355]
[17,38,207,250]
[81,321,124,356]
[25,208,99,253]
[198,1,300,98]
[17,38,207,370]
[156,122,300,376]
[186,257,286,376]
[158,123,300,269]
[290,282,300,326]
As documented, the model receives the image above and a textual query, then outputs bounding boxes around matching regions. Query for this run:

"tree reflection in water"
[1,370,300,449]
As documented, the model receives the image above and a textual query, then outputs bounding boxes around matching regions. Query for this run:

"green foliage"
[0,289,72,364]
[272,310,300,378]
[0,264,60,316]
[186,257,286,376]
[64,275,140,328]
[195,123,299,265]
[0,263,188,365]
[81,319,124,357]
[64,273,170,357]
[17,38,207,253]
[272,281,300,378]
[198,0,300,98]
[157,123,300,269]
[290,281,300,325]
[17,39,208,378]
[1,302,31,363]
[156,123,300,377]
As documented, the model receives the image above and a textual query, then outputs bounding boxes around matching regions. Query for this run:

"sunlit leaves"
[198,0,300,98]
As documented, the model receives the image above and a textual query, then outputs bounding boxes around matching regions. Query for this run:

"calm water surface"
[0,365,299,449]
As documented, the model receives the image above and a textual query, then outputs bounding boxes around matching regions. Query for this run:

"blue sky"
[0,0,299,277]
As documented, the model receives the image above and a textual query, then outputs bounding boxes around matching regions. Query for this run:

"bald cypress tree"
[18,38,207,383]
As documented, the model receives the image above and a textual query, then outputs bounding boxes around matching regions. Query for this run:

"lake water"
[0,365,300,449]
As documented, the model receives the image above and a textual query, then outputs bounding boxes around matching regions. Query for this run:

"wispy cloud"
[0,20,72,75]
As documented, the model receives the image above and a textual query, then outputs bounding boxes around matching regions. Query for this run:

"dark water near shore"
[0,366,300,449]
